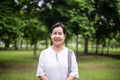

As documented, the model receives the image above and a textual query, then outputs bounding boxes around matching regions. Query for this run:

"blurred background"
[0,0,120,80]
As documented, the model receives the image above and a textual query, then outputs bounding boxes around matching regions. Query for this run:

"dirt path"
[85,64,120,70]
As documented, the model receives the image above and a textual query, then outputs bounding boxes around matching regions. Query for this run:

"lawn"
[0,50,120,80]
[77,55,120,80]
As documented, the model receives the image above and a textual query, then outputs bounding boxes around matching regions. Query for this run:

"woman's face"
[51,26,66,47]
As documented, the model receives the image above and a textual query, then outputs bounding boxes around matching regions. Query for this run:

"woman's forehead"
[52,27,63,32]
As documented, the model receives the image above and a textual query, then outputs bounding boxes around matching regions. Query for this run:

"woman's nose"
[55,33,59,37]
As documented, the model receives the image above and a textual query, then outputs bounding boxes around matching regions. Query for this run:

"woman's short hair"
[50,22,66,34]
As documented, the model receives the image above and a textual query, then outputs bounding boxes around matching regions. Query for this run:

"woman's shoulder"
[65,47,74,52]
[41,46,52,54]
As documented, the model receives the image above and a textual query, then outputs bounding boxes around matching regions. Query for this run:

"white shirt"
[36,46,79,80]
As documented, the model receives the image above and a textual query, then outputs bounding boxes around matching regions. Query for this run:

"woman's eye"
[53,32,57,35]
[52,32,63,35]
[59,32,62,35]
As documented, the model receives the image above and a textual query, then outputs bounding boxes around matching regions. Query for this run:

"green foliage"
[0,0,119,53]
[0,1,23,48]
[93,0,120,36]
[23,18,47,45]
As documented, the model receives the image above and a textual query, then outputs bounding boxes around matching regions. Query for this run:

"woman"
[36,22,79,80]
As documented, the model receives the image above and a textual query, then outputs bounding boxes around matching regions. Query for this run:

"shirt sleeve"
[36,51,46,77]
[69,51,79,78]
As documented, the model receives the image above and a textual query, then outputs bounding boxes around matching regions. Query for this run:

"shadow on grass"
[76,52,120,60]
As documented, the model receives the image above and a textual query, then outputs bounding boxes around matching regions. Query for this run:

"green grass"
[0,50,40,80]
[77,55,120,80]
[0,50,120,80]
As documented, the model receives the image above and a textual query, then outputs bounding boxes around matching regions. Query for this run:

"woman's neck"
[52,45,64,54]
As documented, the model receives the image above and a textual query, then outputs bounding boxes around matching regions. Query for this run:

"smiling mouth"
[55,40,60,42]
[54,39,61,42]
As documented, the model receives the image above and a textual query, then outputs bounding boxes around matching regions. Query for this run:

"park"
[0,0,120,80]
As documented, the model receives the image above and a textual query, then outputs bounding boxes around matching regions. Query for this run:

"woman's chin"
[54,44,61,47]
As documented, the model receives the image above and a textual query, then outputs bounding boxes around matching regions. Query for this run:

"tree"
[23,18,46,59]
[0,0,22,49]
[92,0,120,54]
[65,0,95,54]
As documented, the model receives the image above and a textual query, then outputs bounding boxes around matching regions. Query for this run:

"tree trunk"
[33,42,37,59]
[92,41,95,53]
[26,42,28,50]
[84,37,88,54]
[101,40,105,55]
[76,35,79,54]
[14,40,18,50]
[95,39,98,54]
[107,39,111,56]
[20,40,23,48]
[101,46,104,55]
[4,40,10,49]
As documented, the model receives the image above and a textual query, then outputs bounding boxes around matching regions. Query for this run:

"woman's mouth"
[54,39,61,42]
